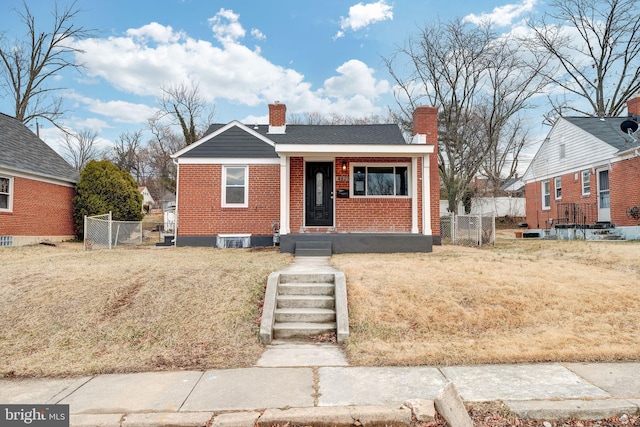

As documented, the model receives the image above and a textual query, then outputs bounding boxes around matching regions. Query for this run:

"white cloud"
[251,28,266,40]
[74,117,110,131]
[463,0,538,27]
[335,0,393,39]
[67,92,159,124]
[209,8,245,44]
[126,22,184,43]
[323,60,389,99]
[72,12,391,120]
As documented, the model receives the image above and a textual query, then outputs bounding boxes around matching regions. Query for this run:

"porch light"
[342,161,347,172]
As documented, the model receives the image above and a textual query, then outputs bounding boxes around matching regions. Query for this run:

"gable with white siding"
[523,117,620,183]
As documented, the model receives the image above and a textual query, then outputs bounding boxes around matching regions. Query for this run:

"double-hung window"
[581,170,591,195]
[542,180,550,210]
[554,177,562,199]
[353,165,409,196]
[222,166,248,207]
[0,176,12,211]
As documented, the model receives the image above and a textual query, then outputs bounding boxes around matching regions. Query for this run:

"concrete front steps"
[273,274,336,340]
[260,270,349,344]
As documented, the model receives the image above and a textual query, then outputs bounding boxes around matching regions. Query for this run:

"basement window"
[216,234,251,249]
[0,236,12,247]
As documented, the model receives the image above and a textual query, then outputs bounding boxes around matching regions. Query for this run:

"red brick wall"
[289,157,419,233]
[269,103,286,127]
[627,95,640,116]
[611,157,640,226]
[289,157,304,231]
[335,157,414,232]
[525,173,597,229]
[525,157,640,228]
[177,163,280,236]
[0,176,75,236]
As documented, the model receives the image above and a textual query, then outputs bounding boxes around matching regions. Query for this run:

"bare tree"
[111,130,149,183]
[0,1,93,127]
[288,111,395,125]
[386,19,546,212]
[527,0,640,117]
[477,35,549,192]
[146,116,183,196]
[60,128,98,171]
[158,82,215,146]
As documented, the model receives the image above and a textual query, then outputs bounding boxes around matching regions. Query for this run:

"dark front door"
[305,162,333,226]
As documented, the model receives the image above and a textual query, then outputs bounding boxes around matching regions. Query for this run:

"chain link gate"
[84,212,143,250]
[440,213,496,246]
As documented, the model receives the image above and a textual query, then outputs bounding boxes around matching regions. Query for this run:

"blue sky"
[0,0,545,157]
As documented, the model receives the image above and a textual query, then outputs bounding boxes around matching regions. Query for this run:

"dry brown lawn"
[1,243,291,377]
[332,237,640,367]
[2,235,639,378]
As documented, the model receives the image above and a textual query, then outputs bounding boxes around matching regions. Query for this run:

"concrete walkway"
[1,362,639,426]
[2,257,639,426]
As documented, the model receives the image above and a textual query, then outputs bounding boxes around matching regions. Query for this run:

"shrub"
[73,160,143,238]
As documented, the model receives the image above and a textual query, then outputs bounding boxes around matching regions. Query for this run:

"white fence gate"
[441,213,496,246]
[84,212,143,250]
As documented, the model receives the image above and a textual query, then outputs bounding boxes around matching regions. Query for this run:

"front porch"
[279,233,434,254]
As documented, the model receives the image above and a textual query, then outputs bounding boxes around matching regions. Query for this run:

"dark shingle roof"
[184,125,279,158]
[204,123,406,145]
[564,116,640,152]
[0,113,78,183]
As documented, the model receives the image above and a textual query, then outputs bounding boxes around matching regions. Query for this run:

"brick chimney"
[268,101,286,134]
[412,106,440,240]
[412,106,438,145]
[627,94,640,117]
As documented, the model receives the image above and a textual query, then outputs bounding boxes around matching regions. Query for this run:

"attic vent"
[0,236,13,247]
[216,234,251,249]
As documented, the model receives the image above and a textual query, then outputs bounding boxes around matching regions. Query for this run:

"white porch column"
[422,155,432,235]
[411,157,419,234]
[279,155,290,235]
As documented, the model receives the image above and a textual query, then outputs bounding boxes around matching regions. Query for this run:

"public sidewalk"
[1,360,639,426]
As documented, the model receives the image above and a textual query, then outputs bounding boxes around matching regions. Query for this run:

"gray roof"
[204,123,406,145]
[183,125,279,158]
[0,113,78,183]
[565,116,640,152]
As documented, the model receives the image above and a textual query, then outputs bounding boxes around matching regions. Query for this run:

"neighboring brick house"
[172,103,440,253]
[522,95,640,240]
[0,113,78,246]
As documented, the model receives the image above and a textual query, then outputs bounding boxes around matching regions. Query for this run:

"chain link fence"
[440,213,496,246]
[84,212,143,250]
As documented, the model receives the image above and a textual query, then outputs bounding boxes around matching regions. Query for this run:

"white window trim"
[554,177,562,200]
[221,165,248,208]
[542,179,551,210]
[0,175,13,212]
[350,162,411,198]
[581,170,591,196]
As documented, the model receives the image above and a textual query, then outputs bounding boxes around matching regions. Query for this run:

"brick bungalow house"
[171,103,440,253]
[0,113,78,246]
[521,95,640,240]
